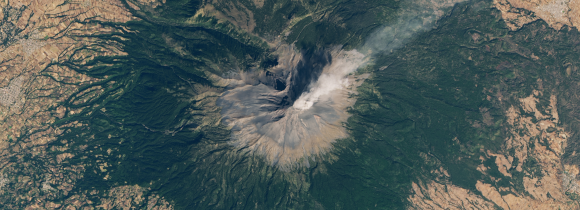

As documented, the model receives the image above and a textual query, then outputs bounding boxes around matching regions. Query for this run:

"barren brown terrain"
[0,0,172,208]
[494,0,580,30]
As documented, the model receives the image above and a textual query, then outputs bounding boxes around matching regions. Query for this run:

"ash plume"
[294,0,467,110]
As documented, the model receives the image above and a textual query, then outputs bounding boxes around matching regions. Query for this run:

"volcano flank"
[217,45,367,170]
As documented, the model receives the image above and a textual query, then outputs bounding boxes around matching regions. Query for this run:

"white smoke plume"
[293,50,366,110]
[293,0,466,110]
